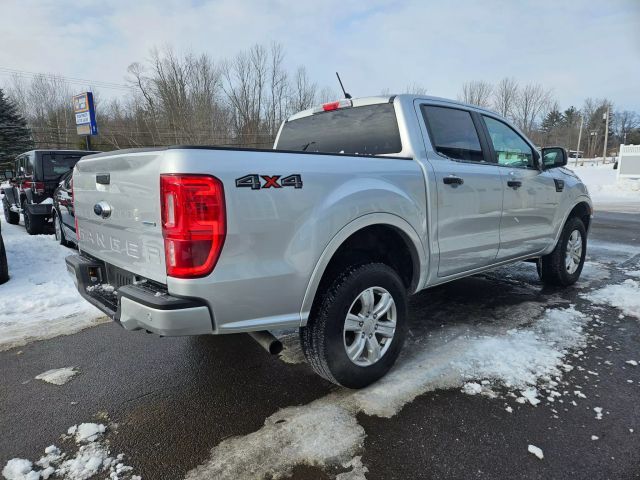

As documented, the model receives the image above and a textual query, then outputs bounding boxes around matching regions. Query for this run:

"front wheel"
[300,263,407,389]
[538,216,587,286]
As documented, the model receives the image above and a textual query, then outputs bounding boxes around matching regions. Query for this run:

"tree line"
[458,79,639,156]
[1,43,639,170]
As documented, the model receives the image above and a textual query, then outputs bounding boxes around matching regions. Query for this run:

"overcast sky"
[1,0,639,111]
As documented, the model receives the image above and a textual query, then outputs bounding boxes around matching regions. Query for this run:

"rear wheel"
[3,200,19,225]
[23,200,44,235]
[300,263,407,389]
[538,216,587,286]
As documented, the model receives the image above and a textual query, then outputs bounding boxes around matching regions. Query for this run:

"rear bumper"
[65,254,214,336]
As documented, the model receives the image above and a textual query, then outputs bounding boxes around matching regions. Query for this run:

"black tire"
[538,216,587,286]
[53,210,71,246]
[23,200,44,235]
[300,263,408,389]
[0,234,8,284]
[3,200,19,225]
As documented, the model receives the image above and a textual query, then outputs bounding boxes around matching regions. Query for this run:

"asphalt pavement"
[1,210,639,479]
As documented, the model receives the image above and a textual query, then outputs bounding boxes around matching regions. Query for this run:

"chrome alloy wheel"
[343,286,397,367]
[565,229,583,274]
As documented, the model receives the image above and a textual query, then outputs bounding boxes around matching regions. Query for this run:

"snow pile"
[187,305,590,479]
[527,445,544,460]
[35,367,78,385]
[184,402,365,480]
[67,423,106,443]
[336,456,368,480]
[353,305,588,417]
[585,279,640,319]
[2,459,38,480]
[0,223,106,351]
[2,423,139,480]
[569,163,640,208]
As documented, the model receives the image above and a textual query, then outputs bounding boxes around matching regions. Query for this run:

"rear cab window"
[276,103,402,155]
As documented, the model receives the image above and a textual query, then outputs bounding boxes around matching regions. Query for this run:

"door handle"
[443,175,464,186]
[507,180,522,189]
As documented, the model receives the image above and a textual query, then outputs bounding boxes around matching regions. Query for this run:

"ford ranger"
[66,95,592,388]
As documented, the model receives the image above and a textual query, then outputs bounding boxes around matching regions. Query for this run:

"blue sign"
[72,92,98,136]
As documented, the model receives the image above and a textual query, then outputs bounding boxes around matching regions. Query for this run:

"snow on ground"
[2,423,140,480]
[186,305,590,479]
[527,445,544,460]
[584,279,640,319]
[35,367,78,385]
[0,222,106,351]
[568,162,640,210]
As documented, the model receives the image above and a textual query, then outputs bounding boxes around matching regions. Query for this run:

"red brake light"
[314,99,353,114]
[323,101,340,111]
[160,174,226,278]
[35,181,45,194]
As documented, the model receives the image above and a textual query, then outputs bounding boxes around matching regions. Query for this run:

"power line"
[0,67,133,92]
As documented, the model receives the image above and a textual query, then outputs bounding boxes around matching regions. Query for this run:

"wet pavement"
[1,210,639,479]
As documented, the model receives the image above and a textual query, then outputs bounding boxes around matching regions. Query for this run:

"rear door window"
[422,105,485,162]
[276,103,402,155]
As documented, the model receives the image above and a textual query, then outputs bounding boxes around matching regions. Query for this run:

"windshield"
[276,103,402,155]
[40,154,84,180]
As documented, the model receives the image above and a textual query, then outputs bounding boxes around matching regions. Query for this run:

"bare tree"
[458,80,493,108]
[513,83,553,136]
[613,110,639,144]
[492,77,519,118]
[289,66,317,113]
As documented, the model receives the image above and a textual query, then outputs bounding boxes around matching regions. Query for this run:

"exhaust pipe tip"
[248,331,283,355]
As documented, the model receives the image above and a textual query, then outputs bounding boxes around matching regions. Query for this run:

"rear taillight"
[35,182,45,194]
[160,174,226,279]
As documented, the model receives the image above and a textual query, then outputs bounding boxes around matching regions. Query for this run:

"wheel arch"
[300,213,426,326]
[546,196,593,255]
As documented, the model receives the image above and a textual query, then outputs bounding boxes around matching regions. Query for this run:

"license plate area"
[105,263,136,289]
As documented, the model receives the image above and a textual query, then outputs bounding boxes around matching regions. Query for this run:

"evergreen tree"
[541,108,564,135]
[0,88,33,170]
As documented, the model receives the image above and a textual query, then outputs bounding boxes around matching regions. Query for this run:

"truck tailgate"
[73,149,167,284]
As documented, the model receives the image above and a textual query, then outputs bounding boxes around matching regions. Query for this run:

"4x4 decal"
[235,174,303,190]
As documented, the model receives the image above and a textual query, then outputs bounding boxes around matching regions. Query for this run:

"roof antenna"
[336,72,352,99]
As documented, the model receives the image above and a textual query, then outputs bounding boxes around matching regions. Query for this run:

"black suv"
[2,150,99,234]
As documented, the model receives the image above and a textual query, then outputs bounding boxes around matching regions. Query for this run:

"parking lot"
[2,210,639,479]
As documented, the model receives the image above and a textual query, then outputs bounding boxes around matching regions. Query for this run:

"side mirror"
[541,147,567,169]
[4,170,14,181]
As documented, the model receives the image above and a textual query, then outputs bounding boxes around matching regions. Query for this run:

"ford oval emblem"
[94,201,112,219]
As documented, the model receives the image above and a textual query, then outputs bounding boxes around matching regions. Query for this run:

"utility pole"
[602,106,610,164]
[575,116,584,166]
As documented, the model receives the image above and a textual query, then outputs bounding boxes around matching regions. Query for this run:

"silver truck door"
[480,115,559,259]
[419,104,503,277]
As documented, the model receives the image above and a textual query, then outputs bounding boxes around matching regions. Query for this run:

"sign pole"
[575,116,583,167]
[85,136,91,151]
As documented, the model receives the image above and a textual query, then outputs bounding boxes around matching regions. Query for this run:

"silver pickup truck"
[66,95,592,388]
